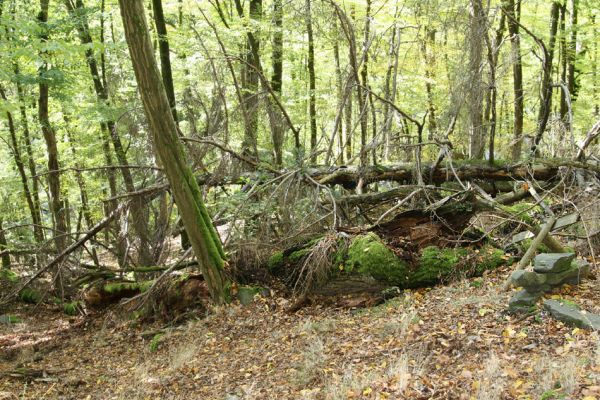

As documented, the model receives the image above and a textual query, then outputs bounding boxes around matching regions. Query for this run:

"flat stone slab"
[545,259,590,286]
[533,253,575,273]
[509,290,542,313]
[511,270,547,289]
[543,299,600,330]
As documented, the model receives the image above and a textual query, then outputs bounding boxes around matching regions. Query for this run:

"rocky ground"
[1,261,600,400]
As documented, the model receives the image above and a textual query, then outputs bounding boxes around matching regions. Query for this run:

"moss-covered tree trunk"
[0,218,10,269]
[118,0,229,303]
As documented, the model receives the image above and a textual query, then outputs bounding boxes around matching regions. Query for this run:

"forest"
[0,0,600,398]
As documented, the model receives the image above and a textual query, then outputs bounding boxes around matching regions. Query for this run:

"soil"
[1,262,599,399]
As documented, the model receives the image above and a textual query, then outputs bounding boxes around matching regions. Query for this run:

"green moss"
[19,288,41,304]
[409,246,468,287]
[237,286,265,305]
[0,269,18,283]
[288,247,312,264]
[103,281,152,294]
[149,333,163,352]
[408,245,508,288]
[63,301,81,316]
[558,298,580,309]
[346,233,408,285]
[519,238,551,254]
[475,245,509,273]
[267,251,284,270]
[0,314,22,324]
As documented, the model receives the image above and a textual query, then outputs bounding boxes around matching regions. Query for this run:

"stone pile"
[508,253,590,313]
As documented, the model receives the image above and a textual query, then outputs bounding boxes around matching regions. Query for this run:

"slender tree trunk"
[0,87,44,243]
[235,0,261,159]
[383,15,401,162]
[484,11,506,165]
[306,0,317,164]
[270,0,284,166]
[421,27,437,137]
[65,0,152,266]
[567,0,578,103]
[333,17,344,164]
[559,3,568,123]
[359,0,371,168]
[119,0,229,303]
[151,0,178,124]
[592,13,599,118]
[0,218,10,269]
[505,0,524,161]
[532,1,560,156]
[14,69,44,242]
[38,0,68,252]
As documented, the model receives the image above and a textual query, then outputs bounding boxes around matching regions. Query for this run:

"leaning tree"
[118,0,229,303]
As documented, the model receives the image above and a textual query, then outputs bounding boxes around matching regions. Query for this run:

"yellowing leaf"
[362,387,372,396]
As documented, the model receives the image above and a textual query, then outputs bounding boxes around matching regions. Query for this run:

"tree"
[503,0,524,161]
[38,0,68,252]
[118,0,229,303]
[306,0,317,163]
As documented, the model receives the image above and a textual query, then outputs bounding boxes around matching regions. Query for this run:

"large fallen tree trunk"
[108,159,599,203]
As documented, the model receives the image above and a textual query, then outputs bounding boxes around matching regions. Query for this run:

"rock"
[543,299,600,330]
[508,290,541,313]
[511,270,547,290]
[545,259,590,286]
[533,253,575,273]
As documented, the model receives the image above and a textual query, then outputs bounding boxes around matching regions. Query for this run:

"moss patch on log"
[408,246,469,287]
[0,269,18,283]
[345,233,409,285]
[19,288,41,304]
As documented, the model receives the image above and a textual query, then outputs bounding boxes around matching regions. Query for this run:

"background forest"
[0,0,598,272]
[1,0,600,399]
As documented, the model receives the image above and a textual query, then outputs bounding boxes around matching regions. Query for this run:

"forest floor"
[1,263,600,400]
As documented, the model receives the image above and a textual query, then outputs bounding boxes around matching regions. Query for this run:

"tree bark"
[504,0,524,161]
[270,0,284,166]
[151,0,178,124]
[0,218,10,269]
[468,0,486,159]
[531,2,560,156]
[235,0,262,159]
[0,87,44,243]
[64,0,152,266]
[567,0,579,103]
[38,0,69,252]
[119,0,229,303]
[306,0,317,163]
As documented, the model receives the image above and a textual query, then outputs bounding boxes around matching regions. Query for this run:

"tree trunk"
[306,0,317,164]
[14,67,44,242]
[64,0,152,266]
[151,0,178,124]
[505,0,524,161]
[567,0,579,103]
[531,2,560,156]
[270,0,284,166]
[359,0,371,168]
[118,0,229,303]
[235,0,261,159]
[333,17,344,164]
[468,0,486,159]
[0,218,10,269]
[421,27,437,137]
[0,87,44,243]
[484,11,506,165]
[559,3,568,125]
[38,0,68,252]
